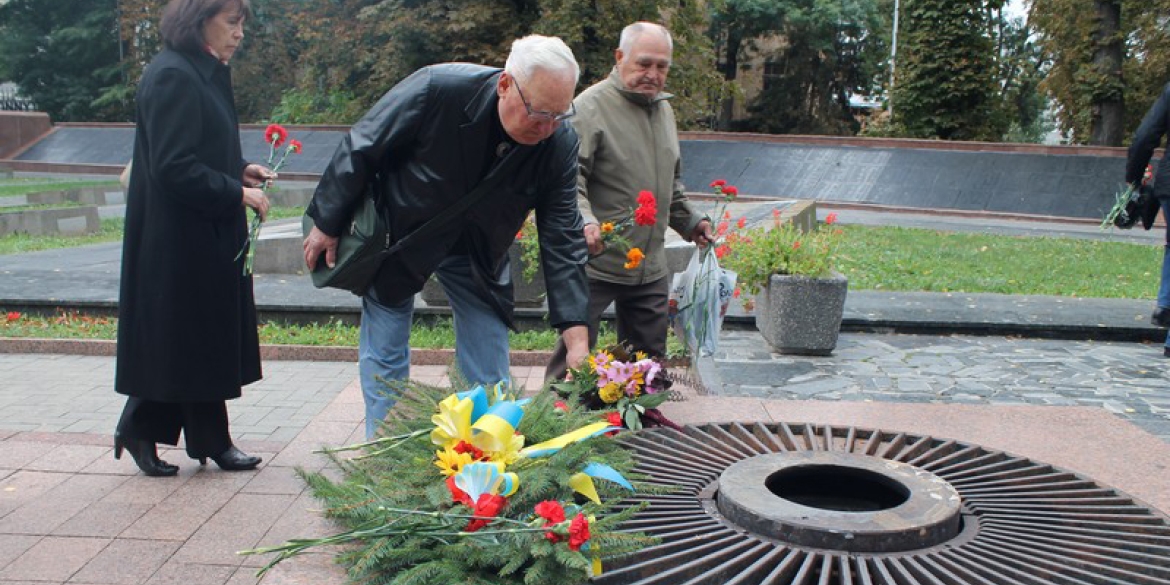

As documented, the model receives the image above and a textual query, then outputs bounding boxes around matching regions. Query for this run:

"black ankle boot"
[114,433,178,477]
[1152,307,1170,328]
[198,445,261,471]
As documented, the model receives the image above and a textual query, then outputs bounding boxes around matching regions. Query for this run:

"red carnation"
[5,311,20,322]
[567,513,591,551]
[535,500,566,524]
[637,190,656,205]
[825,212,838,225]
[289,139,303,154]
[634,205,656,226]
[710,179,727,187]
[723,185,738,198]
[464,493,507,532]
[737,217,747,229]
[446,475,473,506]
[553,400,569,412]
[264,124,288,147]
[453,440,485,460]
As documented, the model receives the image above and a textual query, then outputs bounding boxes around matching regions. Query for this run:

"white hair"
[505,35,580,85]
[618,22,672,54]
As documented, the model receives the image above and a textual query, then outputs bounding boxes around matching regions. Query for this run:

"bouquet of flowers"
[1102,164,1158,231]
[598,189,658,269]
[551,346,678,431]
[235,124,302,275]
[240,382,661,585]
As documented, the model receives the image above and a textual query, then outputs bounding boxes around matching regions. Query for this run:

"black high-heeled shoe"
[114,433,179,477]
[197,445,261,471]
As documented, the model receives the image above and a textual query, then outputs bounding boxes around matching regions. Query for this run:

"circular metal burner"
[597,423,1170,585]
[717,452,962,552]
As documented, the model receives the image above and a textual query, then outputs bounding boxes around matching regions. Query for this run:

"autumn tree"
[1033,0,1170,144]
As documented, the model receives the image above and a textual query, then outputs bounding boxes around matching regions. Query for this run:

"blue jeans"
[359,255,511,438]
[1160,199,1170,349]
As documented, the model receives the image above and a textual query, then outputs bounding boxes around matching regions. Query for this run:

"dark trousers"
[116,397,232,458]
[545,275,670,381]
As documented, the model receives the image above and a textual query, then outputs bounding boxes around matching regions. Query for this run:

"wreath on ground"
[241,381,666,585]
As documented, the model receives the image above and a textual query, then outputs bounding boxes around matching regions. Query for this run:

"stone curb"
[0,337,556,366]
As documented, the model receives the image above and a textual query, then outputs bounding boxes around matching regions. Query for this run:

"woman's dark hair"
[159,0,252,55]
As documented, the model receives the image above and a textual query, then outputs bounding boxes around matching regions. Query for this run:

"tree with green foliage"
[707,0,787,128]
[988,5,1051,143]
[889,0,1005,140]
[0,0,128,121]
[535,0,728,128]
[1032,0,1170,145]
[737,0,885,135]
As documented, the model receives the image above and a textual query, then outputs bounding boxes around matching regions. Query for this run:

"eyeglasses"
[513,78,576,123]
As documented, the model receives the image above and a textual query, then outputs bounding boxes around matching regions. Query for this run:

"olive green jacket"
[573,69,705,285]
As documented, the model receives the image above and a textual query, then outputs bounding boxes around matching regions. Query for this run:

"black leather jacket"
[1128,82,1170,200]
[307,63,588,329]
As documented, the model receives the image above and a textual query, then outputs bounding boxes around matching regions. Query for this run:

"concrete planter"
[421,244,545,308]
[755,271,848,356]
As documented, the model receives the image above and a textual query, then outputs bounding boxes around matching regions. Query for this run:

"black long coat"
[306,63,589,329]
[115,48,261,403]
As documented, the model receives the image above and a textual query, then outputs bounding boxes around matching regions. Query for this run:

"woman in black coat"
[114,0,271,476]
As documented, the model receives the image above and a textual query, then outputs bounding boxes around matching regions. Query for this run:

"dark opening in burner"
[766,464,910,512]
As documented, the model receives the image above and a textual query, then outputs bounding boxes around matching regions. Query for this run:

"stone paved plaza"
[714,330,1170,442]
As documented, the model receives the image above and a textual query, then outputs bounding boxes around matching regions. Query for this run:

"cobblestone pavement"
[714,330,1170,442]
[0,354,548,443]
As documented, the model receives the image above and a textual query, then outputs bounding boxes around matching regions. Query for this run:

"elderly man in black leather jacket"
[303,35,591,437]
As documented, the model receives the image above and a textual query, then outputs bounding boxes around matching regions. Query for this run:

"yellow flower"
[600,222,614,234]
[485,433,526,466]
[434,448,474,476]
[599,383,624,404]
[624,247,644,269]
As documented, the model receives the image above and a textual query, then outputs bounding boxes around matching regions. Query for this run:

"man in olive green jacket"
[545,22,713,380]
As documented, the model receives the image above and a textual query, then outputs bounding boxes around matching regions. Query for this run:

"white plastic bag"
[669,250,737,357]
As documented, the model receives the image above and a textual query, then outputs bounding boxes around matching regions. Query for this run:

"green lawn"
[0,179,121,198]
[0,220,1163,347]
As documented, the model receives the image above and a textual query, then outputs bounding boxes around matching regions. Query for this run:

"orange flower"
[264,124,287,147]
[600,222,614,234]
[792,241,802,250]
[624,248,644,269]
